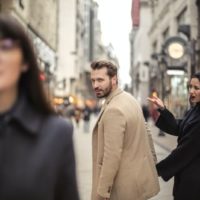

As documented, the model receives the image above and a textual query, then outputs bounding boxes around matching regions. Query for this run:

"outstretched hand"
[147,96,165,110]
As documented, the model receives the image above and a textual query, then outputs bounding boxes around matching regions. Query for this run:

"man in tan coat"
[90,60,160,200]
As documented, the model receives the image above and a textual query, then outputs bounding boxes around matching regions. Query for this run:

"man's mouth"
[95,89,102,93]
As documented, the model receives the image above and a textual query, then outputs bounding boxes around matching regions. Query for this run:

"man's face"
[91,67,116,98]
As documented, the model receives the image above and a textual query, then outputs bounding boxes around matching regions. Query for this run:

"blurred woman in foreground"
[148,72,200,200]
[0,15,79,200]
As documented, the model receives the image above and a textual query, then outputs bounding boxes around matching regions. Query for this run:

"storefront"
[28,28,57,98]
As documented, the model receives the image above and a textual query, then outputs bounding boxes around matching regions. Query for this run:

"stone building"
[149,0,199,117]
[0,0,59,97]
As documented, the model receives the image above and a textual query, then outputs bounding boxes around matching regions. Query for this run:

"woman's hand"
[147,96,165,110]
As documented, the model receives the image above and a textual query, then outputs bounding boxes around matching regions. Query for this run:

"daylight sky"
[96,0,132,86]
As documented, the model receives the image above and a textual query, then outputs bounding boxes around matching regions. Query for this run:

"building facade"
[130,0,199,117]
[55,0,105,101]
[149,0,199,117]
[130,0,151,105]
[0,0,59,98]
[56,0,77,97]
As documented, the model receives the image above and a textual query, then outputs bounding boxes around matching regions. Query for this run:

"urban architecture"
[129,0,151,105]
[0,0,118,104]
[130,0,199,117]
[0,0,59,98]
[149,0,198,117]
[56,0,77,97]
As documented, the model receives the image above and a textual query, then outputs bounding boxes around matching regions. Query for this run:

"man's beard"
[96,81,112,99]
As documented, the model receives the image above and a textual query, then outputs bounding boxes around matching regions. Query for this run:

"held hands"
[147,96,165,110]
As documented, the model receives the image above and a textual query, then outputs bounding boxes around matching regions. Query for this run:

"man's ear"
[112,75,118,85]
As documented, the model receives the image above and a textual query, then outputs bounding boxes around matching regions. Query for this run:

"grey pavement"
[73,116,176,200]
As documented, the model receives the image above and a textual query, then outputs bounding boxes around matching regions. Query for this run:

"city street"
[73,116,176,200]
[0,0,199,200]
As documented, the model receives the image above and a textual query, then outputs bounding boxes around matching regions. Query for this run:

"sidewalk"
[148,120,177,200]
[148,120,177,152]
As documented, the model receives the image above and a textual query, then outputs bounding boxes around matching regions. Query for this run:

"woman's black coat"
[0,97,79,200]
[156,105,200,200]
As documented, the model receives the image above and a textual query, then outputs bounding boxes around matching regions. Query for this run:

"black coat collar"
[179,104,200,136]
[11,96,45,135]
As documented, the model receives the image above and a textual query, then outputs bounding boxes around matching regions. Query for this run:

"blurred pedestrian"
[148,72,200,200]
[83,104,91,133]
[0,15,79,200]
[74,106,82,128]
[90,60,159,200]
[142,104,150,122]
[65,104,75,122]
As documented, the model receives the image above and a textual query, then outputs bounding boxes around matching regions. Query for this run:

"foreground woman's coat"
[156,104,200,200]
[0,96,79,200]
[92,88,160,200]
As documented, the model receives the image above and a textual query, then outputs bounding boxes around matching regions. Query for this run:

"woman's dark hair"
[192,72,200,81]
[0,14,55,115]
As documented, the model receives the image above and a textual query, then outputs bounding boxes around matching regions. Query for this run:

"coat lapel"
[179,105,200,137]
[93,88,123,131]
[93,102,107,130]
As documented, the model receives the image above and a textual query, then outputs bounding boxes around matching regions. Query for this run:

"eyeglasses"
[188,85,200,91]
[0,39,19,52]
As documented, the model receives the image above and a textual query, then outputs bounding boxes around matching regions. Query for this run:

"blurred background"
[0,0,199,119]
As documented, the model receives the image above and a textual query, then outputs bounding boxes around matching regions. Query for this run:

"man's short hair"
[91,60,118,78]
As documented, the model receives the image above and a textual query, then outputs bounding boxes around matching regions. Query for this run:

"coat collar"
[93,88,123,130]
[179,104,200,136]
[103,88,123,106]
[11,96,45,135]
[186,104,200,125]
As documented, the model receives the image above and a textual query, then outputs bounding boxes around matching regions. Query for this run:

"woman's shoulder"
[41,115,73,138]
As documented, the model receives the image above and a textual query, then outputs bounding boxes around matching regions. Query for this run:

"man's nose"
[93,81,99,88]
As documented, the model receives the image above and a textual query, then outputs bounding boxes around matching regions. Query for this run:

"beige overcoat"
[91,88,160,200]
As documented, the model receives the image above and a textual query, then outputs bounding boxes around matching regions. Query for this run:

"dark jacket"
[0,96,79,200]
[83,106,91,121]
[156,105,200,200]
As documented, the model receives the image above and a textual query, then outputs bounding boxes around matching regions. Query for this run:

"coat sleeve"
[156,108,180,136]
[55,122,80,200]
[157,122,200,181]
[146,122,157,164]
[97,108,126,198]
